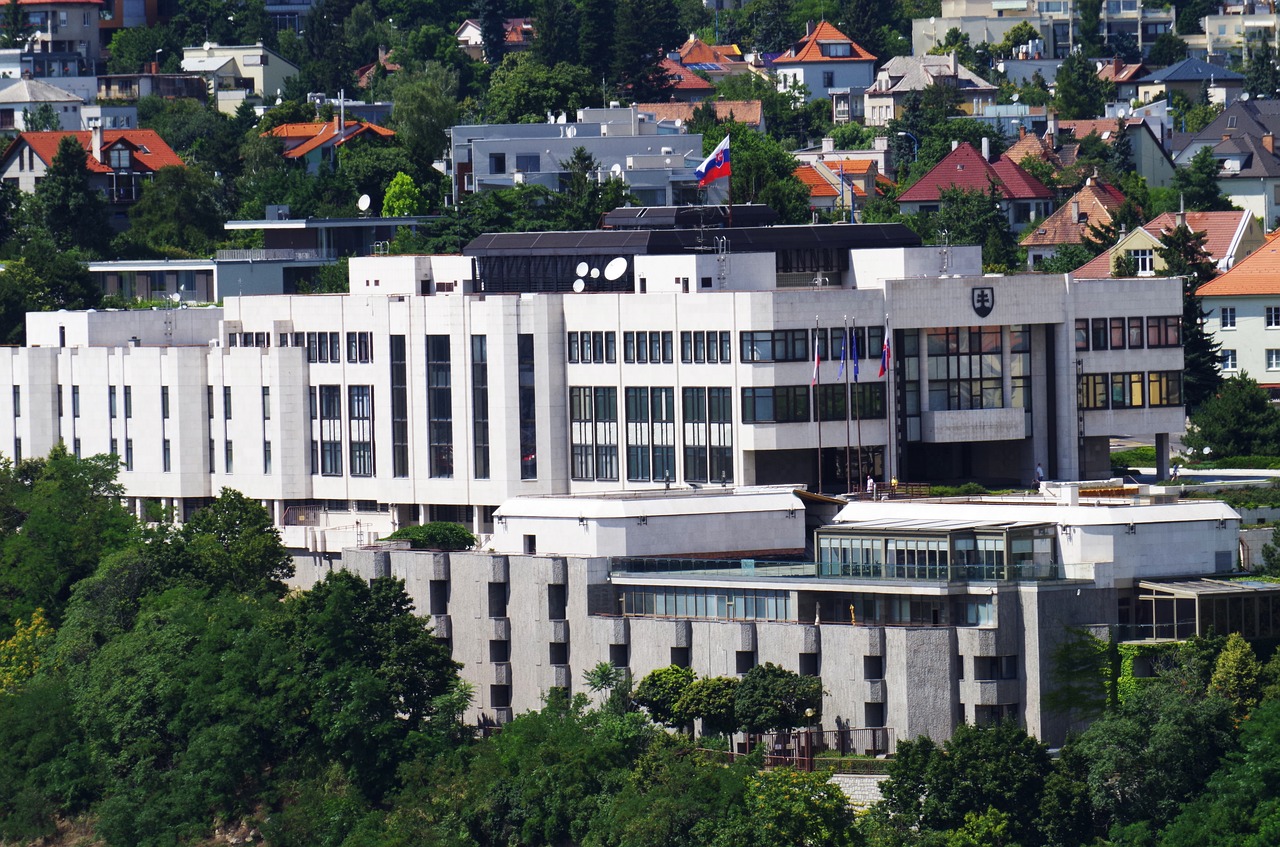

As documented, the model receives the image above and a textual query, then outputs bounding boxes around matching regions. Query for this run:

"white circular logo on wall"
[573,257,628,290]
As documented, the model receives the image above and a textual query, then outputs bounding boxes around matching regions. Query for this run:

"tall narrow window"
[319,385,342,475]
[223,439,232,473]
[160,386,168,419]
[108,386,117,418]
[683,387,708,482]
[12,386,19,417]
[72,385,80,417]
[519,334,537,479]
[651,387,676,483]
[390,335,409,477]
[124,386,132,418]
[426,335,453,477]
[708,387,734,483]
[223,386,231,419]
[263,441,271,474]
[472,335,490,479]
[625,387,651,481]
[261,386,271,420]
[349,386,373,476]
[162,438,171,472]
[125,438,134,471]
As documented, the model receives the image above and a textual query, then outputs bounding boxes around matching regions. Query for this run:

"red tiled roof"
[1021,180,1127,248]
[1071,250,1114,278]
[1198,237,1280,296]
[773,20,875,65]
[678,37,739,66]
[660,58,715,91]
[1058,119,1143,143]
[632,100,763,127]
[265,121,396,158]
[795,164,838,198]
[1097,60,1148,84]
[897,143,1052,202]
[821,158,875,174]
[1145,211,1247,264]
[9,129,182,174]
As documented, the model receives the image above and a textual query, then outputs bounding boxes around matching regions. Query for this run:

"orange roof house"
[772,21,876,123]
[1073,210,1264,279]
[263,119,395,174]
[631,100,765,132]
[0,127,184,229]
[896,141,1054,233]
[1021,178,1128,268]
[1197,230,1280,388]
[657,57,716,102]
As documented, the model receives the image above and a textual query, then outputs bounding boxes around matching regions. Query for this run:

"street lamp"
[896,130,919,162]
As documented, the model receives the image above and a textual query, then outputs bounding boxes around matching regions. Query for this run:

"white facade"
[0,223,1186,547]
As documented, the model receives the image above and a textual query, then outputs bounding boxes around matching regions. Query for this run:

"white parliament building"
[0,215,1186,545]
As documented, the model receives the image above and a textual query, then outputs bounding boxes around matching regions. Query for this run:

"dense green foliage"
[385,521,477,550]
[1185,373,1280,458]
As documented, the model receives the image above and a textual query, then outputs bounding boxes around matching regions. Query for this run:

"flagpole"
[814,315,822,494]
[853,315,864,492]
[885,316,893,489]
[843,315,852,491]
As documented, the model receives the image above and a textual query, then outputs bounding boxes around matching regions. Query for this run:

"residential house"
[1173,101,1280,225]
[20,0,102,62]
[795,163,840,215]
[794,136,893,181]
[631,100,766,133]
[1097,57,1149,103]
[455,17,535,62]
[864,53,998,127]
[263,119,396,175]
[446,106,713,207]
[98,0,164,50]
[1056,118,1175,189]
[896,140,1054,232]
[794,158,892,221]
[1021,178,1128,268]
[1072,209,1264,279]
[1134,58,1243,106]
[181,42,299,115]
[0,126,183,229]
[1187,11,1280,64]
[674,37,752,83]
[1198,231,1280,392]
[772,21,876,124]
[0,78,82,131]
[96,72,208,103]
[657,57,716,103]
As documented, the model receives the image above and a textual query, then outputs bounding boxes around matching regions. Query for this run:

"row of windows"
[742,326,888,364]
[1075,316,1181,352]
[743,383,888,423]
[1078,371,1184,409]
[1219,349,1280,371]
[1219,306,1280,330]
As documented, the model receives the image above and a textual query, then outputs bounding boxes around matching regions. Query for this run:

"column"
[1155,432,1169,481]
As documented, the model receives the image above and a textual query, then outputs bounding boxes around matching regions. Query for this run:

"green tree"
[734,662,822,734]
[1157,222,1222,409]
[0,240,99,342]
[739,767,860,847]
[532,0,580,67]
[1244,41,1280,101]
[612,0,682,102]
[381,171,426,217]
[0,608,53,696]
[634,664,696,728]
[0,445,134,630]
[1185,373,1280,458]
[1148,32,1189,67]
[1172,146,1234,212]
[676,674,739,737]
[35,135,110,255]
[125,165,226,257]
[486,52,596,123]
[179,488,294,596]
[1076,0,1104,54]
[1054,50,1111,120]
[105,24,181,74]
[577,0,616,82]
[21,103,60,132]
[339,141,428,213]
[389,63,460,171]
[711,124,809,222]
[1259,523,1280,576]
[934,182,1018,271]
[0,0,32,49]
[1208,632,1261,717]
[1038,243,1093,274]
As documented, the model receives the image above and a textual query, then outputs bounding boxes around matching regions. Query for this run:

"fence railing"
[215,248,336,262]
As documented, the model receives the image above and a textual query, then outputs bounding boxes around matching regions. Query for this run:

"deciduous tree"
[1184,373,1280,458]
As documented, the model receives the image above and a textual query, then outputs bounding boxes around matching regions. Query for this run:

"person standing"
[866,474,875,498]
[1034,463,1045,484]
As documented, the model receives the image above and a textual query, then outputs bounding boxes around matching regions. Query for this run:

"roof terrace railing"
[610,557,1062,582]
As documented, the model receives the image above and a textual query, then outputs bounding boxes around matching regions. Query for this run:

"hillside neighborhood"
[6,1,1280,846]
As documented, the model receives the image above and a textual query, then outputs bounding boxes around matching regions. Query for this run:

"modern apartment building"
[0,216,1186,548]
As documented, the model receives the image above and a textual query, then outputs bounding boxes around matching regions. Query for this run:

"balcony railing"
[215,248,335,262]
[612,556,1062,582]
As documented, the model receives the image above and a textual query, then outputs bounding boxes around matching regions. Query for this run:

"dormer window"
[109,147,130,170]
[822,42,852,58]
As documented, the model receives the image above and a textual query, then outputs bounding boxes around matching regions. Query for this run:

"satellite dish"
[572,279,586,293]
[357,194,371,212]
[603,257,627,280]
[589,267,600,279]
[202,41,212,51]
[1011,92,1020,103]
[575,261,589,276]
[169,292,181,303]
[1242,92,1251,101]
[610,163,623,177]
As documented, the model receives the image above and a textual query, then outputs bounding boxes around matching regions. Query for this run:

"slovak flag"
[811,342,821,387]
[878,333,891,378]
[696,135,732,187]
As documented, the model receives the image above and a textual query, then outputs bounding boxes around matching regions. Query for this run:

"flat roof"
[224,215,432,231]
[1139,578,1280,596]
[831,498,1240,529]
[495,485,804,520]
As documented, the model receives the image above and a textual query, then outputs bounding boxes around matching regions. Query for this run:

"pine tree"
[1158,224,1222,409]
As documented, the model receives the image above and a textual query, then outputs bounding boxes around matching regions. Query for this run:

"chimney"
[806,20,815,36]
[1019,125,1026,139]
[981,136,990,161]
[950,51,958,75]
[952,139,960,151]
[822,136,834,153]
[1113,56,1121,75]
[1072,200,1081,224]
[1266,132,1275,154]
[91,121,102,163]
[1223,133,1231,143]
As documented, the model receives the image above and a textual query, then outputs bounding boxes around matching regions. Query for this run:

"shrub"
[385,522,476,551]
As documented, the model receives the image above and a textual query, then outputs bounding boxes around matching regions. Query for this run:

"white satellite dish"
[589,267,600,279]
[603,257,627,281]
[1242,92,1251,101]
[357,194,371,212]
[169,292,181,303]
[610,163,623,177]
[575,261,589,276]
[572,279,586,293]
